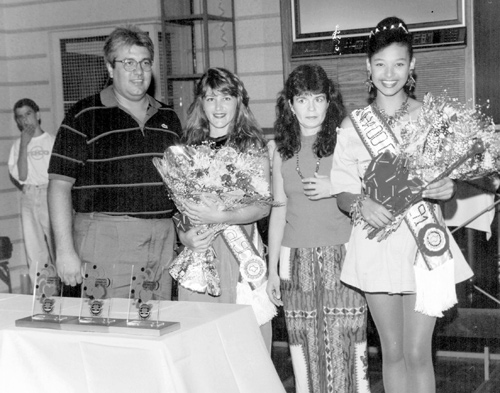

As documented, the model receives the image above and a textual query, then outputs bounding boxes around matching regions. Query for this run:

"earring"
[406,70,416,91]
[365,74,374,93]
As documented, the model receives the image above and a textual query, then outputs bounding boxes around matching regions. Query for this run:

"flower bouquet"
[153,143,275,296]
[364,92,500,241]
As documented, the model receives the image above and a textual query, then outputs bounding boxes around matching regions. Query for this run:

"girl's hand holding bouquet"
[361,93,500,241]
[153,143,279,296]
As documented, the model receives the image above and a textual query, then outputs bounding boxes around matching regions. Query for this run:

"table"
[0,294,285,393]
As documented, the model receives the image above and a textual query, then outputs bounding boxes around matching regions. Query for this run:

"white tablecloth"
[0,294,285,393]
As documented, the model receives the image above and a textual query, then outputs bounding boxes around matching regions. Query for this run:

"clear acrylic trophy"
[16,261,179,336]
[79,263,115,325]
[30,262,67,322]
[126,265,165,328]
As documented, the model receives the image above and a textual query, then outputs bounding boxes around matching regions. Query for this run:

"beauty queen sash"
[221,224,267,285]
[350,105,457,316]
[221,224,276,325]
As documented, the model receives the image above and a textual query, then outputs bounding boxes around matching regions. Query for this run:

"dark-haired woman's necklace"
[372,95,409,127]
[296,153,321,179]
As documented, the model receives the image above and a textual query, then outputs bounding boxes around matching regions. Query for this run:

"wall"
[0,0,284,292]
[234,0,283,132]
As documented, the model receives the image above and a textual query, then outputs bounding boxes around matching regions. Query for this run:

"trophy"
[16,261,180,336]
[30,262,67,322]
[126,265,167,328]
[79,263,115,325]
[102,264,181,336]
[15,262,75,328]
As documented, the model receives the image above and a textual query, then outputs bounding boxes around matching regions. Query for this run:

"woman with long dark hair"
[267,64,369,392]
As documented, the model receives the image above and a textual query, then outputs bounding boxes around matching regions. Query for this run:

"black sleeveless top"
[207,134,229,149]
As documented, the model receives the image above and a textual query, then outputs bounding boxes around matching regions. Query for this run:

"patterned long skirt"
[280,245,370,393]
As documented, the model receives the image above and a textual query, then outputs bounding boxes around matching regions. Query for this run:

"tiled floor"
[271,343,500,393]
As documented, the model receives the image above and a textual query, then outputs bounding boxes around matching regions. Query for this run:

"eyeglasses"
[114,58,153,72]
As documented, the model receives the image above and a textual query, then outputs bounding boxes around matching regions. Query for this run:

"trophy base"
[31,314,73,323]
[16,315,78,330]
[112,319,180,336]
[78,317,116,325]
[126,320,166,328]
[15,316,180,336]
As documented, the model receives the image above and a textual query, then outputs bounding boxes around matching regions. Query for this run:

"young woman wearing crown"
[330,16,473,393]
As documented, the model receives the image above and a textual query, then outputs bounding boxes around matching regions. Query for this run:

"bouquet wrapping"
[401,93,500,179]
[363,92,500,241]
[153,143,276,296]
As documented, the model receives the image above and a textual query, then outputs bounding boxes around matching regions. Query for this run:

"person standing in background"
[48,26,182,298]
[8,98,55,288]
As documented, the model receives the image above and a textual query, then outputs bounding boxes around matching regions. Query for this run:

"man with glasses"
[48,26,182,298]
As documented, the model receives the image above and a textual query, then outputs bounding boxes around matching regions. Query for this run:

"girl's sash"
[221,224,267,286]
[350,105,457,316]
[221,224,277,325]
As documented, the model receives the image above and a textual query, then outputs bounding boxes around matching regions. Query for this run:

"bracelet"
[349,194,368,224]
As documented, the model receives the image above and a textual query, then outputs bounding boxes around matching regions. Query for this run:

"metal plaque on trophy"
[78,263,115,325]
